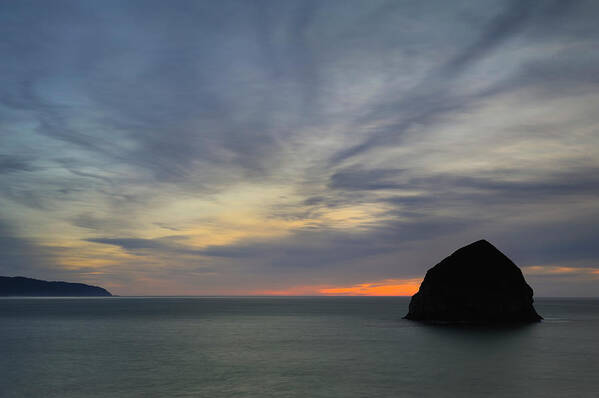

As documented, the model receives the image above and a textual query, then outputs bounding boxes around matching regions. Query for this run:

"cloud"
[85,236,198,255]
[328,168,406,191]
[86,237,169,251]
[0,155,36,174]
[327,166,599,205]
[524,266,599,275]
[327,0,591,166]
[0,220,59,278]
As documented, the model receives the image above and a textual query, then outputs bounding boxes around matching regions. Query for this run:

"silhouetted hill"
[0,276,112,297]
[404,239,542,323]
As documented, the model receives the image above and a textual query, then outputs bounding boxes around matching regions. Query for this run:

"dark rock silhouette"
[404,240,542,322]
[0,276,112,297]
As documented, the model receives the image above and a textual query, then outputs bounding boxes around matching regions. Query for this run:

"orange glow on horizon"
[319,278,421,296]
[250,278,422,296]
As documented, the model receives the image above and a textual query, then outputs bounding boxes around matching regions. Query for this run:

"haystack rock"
[404,240,542,322]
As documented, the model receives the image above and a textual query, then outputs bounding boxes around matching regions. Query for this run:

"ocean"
[1,297,597,397]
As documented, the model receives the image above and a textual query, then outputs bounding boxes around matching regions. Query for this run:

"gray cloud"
[328,168,406,191]
[327,0,592,166]
[0,155,36,174]
[0,220,60,278]
[86,236,193,254]
[328,166,599,199]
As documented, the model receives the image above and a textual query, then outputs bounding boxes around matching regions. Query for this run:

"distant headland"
[0,276,112,297]
[404,239,542,323]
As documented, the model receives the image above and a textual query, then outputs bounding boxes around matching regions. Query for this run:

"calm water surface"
[1,297,598,397]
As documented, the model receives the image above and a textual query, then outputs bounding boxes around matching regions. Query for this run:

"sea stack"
[404,240,542,323]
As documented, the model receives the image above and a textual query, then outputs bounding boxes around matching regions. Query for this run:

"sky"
[1,0,599,296]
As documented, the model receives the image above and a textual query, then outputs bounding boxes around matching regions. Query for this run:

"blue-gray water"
[1,297,598,397]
